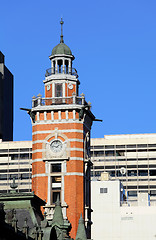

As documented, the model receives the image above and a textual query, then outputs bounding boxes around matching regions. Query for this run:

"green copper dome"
[50,19,74,58]
[52,42,72,56]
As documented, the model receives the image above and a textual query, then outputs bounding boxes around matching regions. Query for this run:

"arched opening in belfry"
[65,60,69,74]
[52,61,55,74]
[50,227,57,240]
[58,59,63,73]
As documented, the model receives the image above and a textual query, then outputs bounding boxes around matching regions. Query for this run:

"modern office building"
[91,179,156,240]
[0,51,13,141]
[0,140,32,193]
[91,134,156,202]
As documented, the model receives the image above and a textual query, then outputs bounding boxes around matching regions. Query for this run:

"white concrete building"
[91,134,156,201]
[0,140,32,193]
[91,179,156,240]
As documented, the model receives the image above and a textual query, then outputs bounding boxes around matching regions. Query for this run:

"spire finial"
[60,17,64,43]
[75,213,87,240]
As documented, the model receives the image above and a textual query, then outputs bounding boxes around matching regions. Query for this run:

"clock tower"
[31,19,95,239]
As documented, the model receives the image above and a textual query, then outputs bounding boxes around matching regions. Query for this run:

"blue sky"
[1,1,156,141]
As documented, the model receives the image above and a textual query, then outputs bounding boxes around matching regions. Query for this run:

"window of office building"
[128,191,137,197]
[0,145,32,193]
[148,144,156,148]
[116,145,125,148]
[137,144,147,148]
[92,146,104,149]
[105,145,114,149]
[150,190,156,196]
[128,170,137,176]
[105,150,115,156]
[126,145,136,148]
[138,170,148,176]
[100,188,108,193]
[150,170,156,176]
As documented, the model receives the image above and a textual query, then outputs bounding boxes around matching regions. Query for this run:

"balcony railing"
[120,199,152,207]
[45,67,78,77]
[32,94,87,108]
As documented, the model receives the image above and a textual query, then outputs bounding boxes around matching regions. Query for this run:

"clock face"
[47,85,51,91]
[68,83,73,90]
[50,140,63,153]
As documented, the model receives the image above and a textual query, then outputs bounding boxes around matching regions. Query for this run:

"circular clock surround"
[68,83,73,90]
[50,139,63,153]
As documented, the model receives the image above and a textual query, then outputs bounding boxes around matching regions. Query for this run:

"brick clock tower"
[31,19,96,239]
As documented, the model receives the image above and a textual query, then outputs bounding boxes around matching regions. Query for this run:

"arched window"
[65,60,68,74]
[58,59,63,73]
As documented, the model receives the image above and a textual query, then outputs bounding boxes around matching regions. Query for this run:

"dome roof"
[52,42,72,56]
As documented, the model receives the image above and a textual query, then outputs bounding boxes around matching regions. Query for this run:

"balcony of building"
[45,66,78,78]
[32,93,88,108]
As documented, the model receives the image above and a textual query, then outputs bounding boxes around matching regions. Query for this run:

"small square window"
[52,176,61,183]
[51,164,61,173]
[100,188,108,193]
[52,191,61,204]
[51,187,61,204]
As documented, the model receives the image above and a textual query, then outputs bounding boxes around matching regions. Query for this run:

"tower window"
[50,163,62,205]
[65,60,69,73]
[51,163,61,173]
[55,84,62,97]
[52,176,61,183]
[52,190,61,204]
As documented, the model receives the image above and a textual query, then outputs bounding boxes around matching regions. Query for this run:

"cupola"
[48,18,75,77]
[51,42,72,56]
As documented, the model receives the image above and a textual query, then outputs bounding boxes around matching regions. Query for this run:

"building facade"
[91,134,156,202]
[1,133,156,206]
[0,140,32,193]
[30,20,94,239]
[0,52,13,141]
[91,179,156,240]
